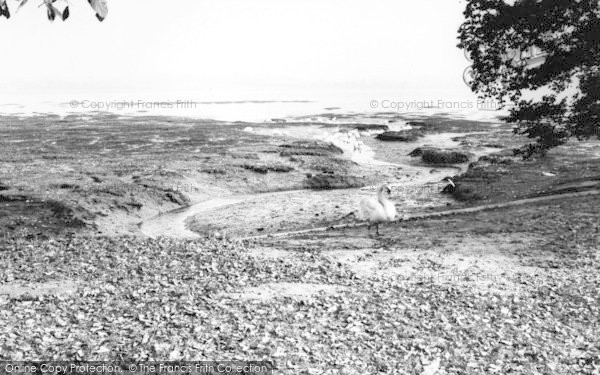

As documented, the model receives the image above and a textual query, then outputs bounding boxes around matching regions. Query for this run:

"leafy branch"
[0,0,107,21]
[458,0,600,158]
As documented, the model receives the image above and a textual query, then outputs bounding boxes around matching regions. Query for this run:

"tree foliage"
[0,0,107,22]
[458,0,600,157]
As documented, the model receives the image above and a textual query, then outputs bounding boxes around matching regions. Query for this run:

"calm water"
[0,88,507,123]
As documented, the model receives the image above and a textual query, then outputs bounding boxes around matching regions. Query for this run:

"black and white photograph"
[1,0,599,373]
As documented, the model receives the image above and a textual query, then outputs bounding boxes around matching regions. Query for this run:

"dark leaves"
[1,0,105,21]
[458,0,600,157]
[88,0,108,21]
[0,0,10,19]
[46,5,55,21]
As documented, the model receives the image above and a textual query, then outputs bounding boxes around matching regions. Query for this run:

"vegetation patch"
[241,163,295,174]
[376,130,423,142]
[446,150,600,204]
[479,155,516,165]
[200,168,227,175]
[405,117,496,133]
[165,191,190,206]
[305,173,364,190]
[0,196,91,237]
[409,147,471,164]
[50,183,80,190]
[279,141,343,157]
[353,124,389,132]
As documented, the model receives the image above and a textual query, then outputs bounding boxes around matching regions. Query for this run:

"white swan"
[360,184,397,235]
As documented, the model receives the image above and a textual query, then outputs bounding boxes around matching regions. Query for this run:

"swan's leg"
[375,223,380,236]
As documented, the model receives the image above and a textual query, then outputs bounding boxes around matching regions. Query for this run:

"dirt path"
[139,197,245,238]
[138,189,315,238]
[138,179,458,239]
[241,188,600,241]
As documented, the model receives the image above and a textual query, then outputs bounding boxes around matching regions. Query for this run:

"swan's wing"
[360,197,378,214]
[360,197,386,222]
[383,200,397,220]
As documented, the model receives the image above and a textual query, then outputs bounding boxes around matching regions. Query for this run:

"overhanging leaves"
[458,0,600,157]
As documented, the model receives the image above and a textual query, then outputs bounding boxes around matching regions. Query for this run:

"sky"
[0,0,476,109]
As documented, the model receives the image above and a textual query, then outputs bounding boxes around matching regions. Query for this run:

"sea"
[0,88,508,124]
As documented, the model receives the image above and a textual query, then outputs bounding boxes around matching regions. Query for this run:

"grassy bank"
[447,141,600,204]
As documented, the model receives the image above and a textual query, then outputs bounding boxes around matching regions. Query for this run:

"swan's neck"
[377,190,388,205]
